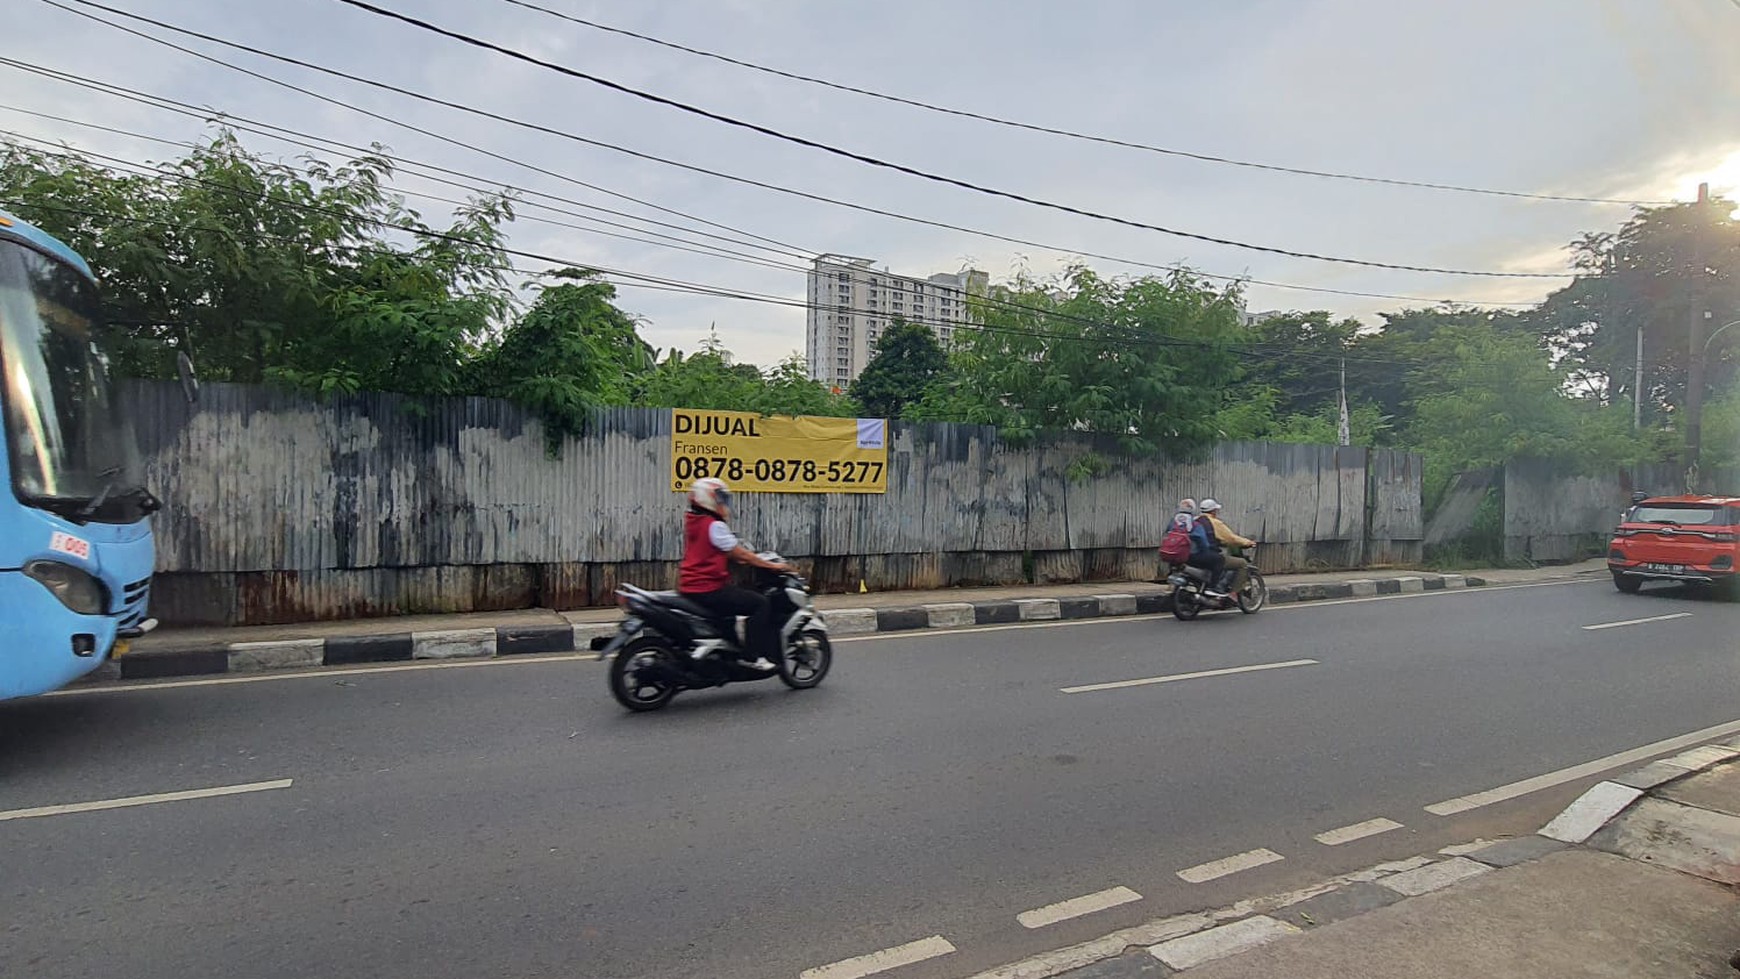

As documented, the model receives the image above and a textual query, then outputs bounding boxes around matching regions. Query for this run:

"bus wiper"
[76,466,123,521]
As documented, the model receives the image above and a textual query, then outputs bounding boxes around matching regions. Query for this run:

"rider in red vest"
[679,477,792,671]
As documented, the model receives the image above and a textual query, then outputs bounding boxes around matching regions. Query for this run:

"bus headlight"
[23,560,110,615]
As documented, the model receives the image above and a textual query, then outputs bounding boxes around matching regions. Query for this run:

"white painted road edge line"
[1017,886,1143,929]
[1424,716,1740,816]
[1313,817,1404,846]
[1177,848,1285,884]
[0,778,295,822]
[1581,612,1693,631]
[800,936,956,979]
[50,579,1598,698]
[1061,659,1318,695]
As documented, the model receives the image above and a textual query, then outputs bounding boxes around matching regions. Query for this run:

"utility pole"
[1684,182,1711,493]
[1635,320,1645,430]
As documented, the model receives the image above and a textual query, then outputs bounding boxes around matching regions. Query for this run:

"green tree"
[1403,321,1643,498]
[849,319,949,419]
[1,131,516,395]
[753,355,858,417]
[636,333,854,417]
[1241,311,1361,417]
[910,267,1244,454]
[470,268,653,443]
[1529,198,1740,415]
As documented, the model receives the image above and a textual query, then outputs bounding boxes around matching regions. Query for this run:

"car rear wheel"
[1612,571,1642,594]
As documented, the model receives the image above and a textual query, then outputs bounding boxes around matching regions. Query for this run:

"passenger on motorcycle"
[1199,498,1254,595]
[679,477,792,672]
[1183,501,1229,598]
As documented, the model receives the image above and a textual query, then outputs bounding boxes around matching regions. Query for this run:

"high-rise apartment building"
[805,255,988,388]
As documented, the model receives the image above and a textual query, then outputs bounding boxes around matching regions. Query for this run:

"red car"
[1608,494,1740,595]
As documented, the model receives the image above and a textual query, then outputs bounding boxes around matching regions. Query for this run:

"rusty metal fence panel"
[123,380,1424,622]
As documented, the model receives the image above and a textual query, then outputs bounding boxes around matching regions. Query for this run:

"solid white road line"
[47,578,1598,698]
[1017,886,1144,929]
[1176,848,1285,884]
[1060,659,1317,695]
[1313,817,1404,846]
[0,778,294,822]
[1425,717,1740,816]
[1581,612,1693,631]
[800,936,956,979]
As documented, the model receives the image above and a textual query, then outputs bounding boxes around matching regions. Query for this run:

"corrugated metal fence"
[1502,459,1740,563]
[125,380,1424,624]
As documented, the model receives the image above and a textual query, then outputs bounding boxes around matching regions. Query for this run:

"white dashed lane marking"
[1581,612,1692,631]
[800,936,956,979]
[1176,848,1285,884]
[1313,817,1403,846]
[1059,659,1318,695]
[1016,886,1143,929]
[0,778,295,822]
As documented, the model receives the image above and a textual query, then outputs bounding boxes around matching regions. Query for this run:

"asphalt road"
[4,577,1740,979]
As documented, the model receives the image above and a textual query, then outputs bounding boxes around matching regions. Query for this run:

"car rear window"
[1629,504,1736,526]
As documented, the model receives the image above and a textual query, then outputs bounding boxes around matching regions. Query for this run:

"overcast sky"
[9,0,1740,365]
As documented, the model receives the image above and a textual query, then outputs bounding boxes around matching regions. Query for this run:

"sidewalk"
[1016,734,1740,979]
[99,560,1607,683]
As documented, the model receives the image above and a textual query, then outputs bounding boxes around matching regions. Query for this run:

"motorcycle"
[591,551,833,711]
[1166,548,1268,621]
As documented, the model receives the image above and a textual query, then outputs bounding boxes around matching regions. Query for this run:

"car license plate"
[1643,563,1685,574]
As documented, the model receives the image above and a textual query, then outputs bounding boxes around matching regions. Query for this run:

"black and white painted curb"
[95,573,1483,683]
[1005,733,1740,979]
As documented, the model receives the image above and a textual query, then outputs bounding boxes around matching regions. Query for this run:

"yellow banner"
[670,409,887,494]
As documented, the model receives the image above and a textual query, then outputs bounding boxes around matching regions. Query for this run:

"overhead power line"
[0,77,810,266]
[327,0,1570,279]
[40,0,813,260]
[0,56,1543,311]
[494,0,1671,208]
[0,190,1445,374]
[0,125,810,276]
[53,0,1567,280]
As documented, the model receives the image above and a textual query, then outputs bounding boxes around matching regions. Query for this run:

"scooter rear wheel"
[608,637,680,711]
[1172,588,1202,620]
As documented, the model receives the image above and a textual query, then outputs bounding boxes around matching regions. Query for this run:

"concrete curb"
[103,572,1489,683]
[987,731,1740,979]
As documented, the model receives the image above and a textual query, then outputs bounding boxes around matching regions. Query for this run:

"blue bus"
[0,208,158,699]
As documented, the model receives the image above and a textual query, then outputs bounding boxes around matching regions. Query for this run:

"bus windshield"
[0,237,144,521]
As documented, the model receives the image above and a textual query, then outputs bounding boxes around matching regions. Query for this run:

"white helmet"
[688,477,733,514]
[1178,498,1197,513]
[1200,498,1223,513]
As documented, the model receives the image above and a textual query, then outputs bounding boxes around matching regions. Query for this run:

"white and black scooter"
[591,551,833,711]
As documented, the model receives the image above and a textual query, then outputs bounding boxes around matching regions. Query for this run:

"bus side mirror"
[176,351,200,405]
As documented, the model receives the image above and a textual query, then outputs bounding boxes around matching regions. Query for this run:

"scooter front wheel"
[1237,570,1268,614]
[779,629,833,689]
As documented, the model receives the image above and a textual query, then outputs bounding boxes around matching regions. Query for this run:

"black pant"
[1186,552,1226,589]
[681,586,777,659]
